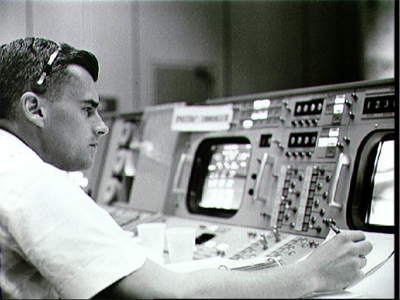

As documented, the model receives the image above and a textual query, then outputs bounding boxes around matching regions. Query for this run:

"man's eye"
[83,107,94,116]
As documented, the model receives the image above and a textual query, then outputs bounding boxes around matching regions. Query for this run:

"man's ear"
[20,92,46,127]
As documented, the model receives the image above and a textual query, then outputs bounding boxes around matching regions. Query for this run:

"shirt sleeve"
[8,165,146,299]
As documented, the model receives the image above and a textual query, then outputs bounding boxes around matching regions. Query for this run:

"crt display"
[366,139,394,226]
[347,131,394,233]
[199,143,251,210]
[186,137,251,218]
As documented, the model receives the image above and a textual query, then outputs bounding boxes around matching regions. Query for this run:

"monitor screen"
[347,131,394,233]
[187,137,251,218]
[366,139,394,226]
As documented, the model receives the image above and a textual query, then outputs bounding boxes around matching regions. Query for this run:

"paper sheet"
[164,255,280,273]
[323,229,394,275]
[307,230,395,298]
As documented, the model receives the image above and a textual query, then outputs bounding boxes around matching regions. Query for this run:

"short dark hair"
[0,37,99,119]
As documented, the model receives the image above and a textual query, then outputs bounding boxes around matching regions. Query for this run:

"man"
[0,37,372,299]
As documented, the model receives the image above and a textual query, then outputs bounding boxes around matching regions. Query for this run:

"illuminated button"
[310,103,316,112]
[303,104,309,113]
[204,240,217,248]
[243,120,253,129]
[254,99,271,110]
[317,102,323,112]
[251,110,268,120]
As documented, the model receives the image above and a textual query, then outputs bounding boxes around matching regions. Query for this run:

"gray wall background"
[0,0,395,113]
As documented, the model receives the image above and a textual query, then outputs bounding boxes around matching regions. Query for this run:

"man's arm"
[94,230,372,298]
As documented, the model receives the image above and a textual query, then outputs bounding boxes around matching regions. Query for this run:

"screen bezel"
[346,130,395,233]
[186,136,251,218]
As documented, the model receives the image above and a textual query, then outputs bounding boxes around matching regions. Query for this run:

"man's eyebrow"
[81,99,99,108]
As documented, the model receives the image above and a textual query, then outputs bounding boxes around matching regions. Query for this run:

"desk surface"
[347,254,395,298]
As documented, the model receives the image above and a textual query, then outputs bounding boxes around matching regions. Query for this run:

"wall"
[227,1,394,96]
[0,0,395,111]
[0,1,27,44]
[0,0,225,112]
[361,0,395,80]
[136,1,225,108]
[229,1,304,96]
[1,0,140,112]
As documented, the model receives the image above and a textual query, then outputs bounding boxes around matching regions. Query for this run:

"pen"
[329,222,341,234]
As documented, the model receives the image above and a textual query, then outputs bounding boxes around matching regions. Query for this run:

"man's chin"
[59,160,93,172]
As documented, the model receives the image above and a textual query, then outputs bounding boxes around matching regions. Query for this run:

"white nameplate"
[171,104,233,132]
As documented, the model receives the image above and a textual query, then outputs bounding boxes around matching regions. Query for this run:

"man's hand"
[302,230,373,293]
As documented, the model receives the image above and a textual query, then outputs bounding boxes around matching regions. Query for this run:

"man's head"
[0,37,109,171]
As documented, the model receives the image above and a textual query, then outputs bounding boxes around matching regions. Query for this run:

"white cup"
[166,227,196,264]
[137,223,166,261]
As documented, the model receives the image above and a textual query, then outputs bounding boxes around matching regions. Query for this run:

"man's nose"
[94,119,109,136]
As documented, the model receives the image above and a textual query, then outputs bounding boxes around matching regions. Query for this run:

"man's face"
[41,64,108,171]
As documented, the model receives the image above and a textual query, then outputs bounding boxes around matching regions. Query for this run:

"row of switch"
[285,151,313,158]
[291,119,319,127]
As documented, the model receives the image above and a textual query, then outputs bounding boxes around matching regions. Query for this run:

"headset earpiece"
[31,78,47,94]
[31,47,61,94]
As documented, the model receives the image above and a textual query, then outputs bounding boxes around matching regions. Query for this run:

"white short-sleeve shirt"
[0,129,146,299]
